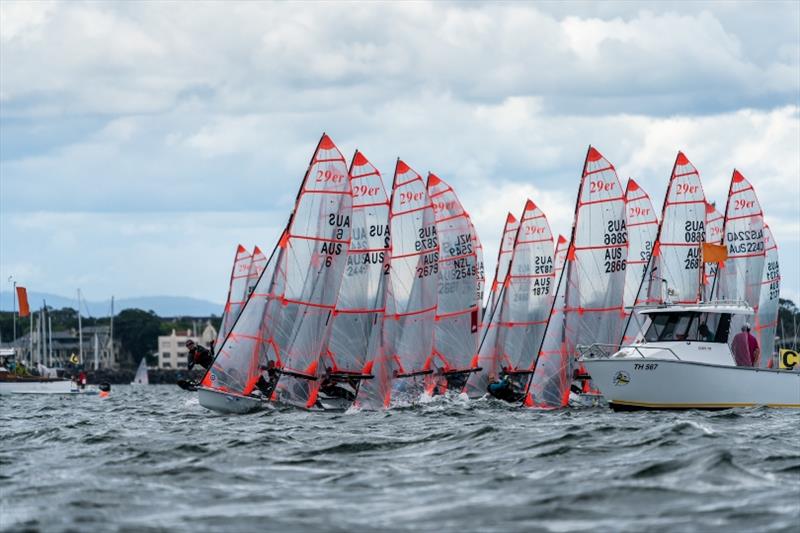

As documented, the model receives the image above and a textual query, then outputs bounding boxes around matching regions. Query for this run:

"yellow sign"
[69,353,79,364]
[779,349,799,370]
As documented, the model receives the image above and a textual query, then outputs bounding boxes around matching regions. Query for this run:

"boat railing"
[577,343,683,361]
[628,299,752,312]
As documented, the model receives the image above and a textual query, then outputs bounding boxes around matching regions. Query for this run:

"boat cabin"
[622,302,755,366]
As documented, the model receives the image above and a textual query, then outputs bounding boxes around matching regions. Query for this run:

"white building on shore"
[156,323,216,369]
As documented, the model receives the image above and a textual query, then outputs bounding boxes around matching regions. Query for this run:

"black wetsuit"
[187,345,214,371]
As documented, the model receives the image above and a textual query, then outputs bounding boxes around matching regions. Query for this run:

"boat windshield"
[643,312,731,343]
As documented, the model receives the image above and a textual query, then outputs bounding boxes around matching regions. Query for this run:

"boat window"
[644,312,699,342]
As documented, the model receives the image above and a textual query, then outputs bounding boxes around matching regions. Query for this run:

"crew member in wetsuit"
[255,360,280,399]
[319,367,357,402]
[486,368,524,402]
[186,339,214,371]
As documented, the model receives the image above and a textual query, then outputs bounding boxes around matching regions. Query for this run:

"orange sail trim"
[16,286,30,317]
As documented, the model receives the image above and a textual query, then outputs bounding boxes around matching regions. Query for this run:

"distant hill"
[0,291,222,318]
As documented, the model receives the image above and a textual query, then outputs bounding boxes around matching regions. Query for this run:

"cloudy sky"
[1,1,798,308]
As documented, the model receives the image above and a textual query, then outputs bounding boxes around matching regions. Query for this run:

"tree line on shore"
[0,308,219,369]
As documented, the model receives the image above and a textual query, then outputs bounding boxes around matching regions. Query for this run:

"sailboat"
[466,212,520,398]
[319,150,391,410]
[385,160,438,403]
[426,173,482,394]
[198,134,353,413]
[131,357,149,385]
[528,146,627,407]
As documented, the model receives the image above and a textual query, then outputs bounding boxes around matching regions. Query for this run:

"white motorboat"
[580,301,800,411]
[0,374,77,395]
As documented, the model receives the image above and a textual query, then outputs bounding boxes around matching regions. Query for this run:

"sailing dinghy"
[198,134,353,413]
[385,160,438,403]
[131,357,149,385]
[426,173,482,394]
[318,150,391,410]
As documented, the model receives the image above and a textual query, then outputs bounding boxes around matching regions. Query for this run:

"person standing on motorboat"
[731,323,760,367]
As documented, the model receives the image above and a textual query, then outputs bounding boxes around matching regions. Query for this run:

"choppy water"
[2,386,798,532]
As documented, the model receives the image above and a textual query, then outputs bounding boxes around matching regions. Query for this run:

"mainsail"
[621,179,658,343]
[324,150,391,405]
[703,202,724,301]
[245,246,268,300]
[494,199,554,391]
[715,170,766,309]
[132,357,149,385]
[755,225,780,367]
[214,245,253,351]
[528,146,627,407]
[647,152,707,304]
[387,160,438,400]
[427,173,481,393]
[486,213,519,315]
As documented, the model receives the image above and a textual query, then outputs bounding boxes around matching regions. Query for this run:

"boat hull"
[581,358,800,410]
[0,378,76,395]
[197,387,263,414]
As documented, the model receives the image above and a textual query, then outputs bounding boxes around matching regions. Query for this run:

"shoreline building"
[156,323,216,369]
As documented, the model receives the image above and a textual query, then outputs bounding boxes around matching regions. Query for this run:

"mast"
[93,333,99,371]
[28,312,33,367]
[77,289,84,365]
[48,314,53,367]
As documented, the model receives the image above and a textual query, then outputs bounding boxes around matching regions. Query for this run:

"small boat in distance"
[580,301,800,410]
[131,357,149,385]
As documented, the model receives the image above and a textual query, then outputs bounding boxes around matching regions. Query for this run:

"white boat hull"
[197,386,263,414]
[0,379,76,395]
[582,358,800,410]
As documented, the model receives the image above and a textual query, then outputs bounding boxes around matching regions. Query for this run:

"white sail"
[132,357,149,385]
[621,179,659,344]
[647,152,707,304]
[324,150,391,405]
[716,170,766,309]
[386,159,438,401]
[245,246,268,300]
[214,245,253,350]
[756,225,780,367]
[427,173,481,393]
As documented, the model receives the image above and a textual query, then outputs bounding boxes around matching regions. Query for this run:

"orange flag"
[16,286,30,317]
[702,242,728,264]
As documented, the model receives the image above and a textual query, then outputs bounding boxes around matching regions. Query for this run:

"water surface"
[2,386,798,532]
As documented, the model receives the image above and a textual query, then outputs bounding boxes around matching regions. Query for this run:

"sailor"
[186,339,214,371]
[732,323,760,367]
[487,368,523,402]
[319,367,357,402]
[255,360,280,399]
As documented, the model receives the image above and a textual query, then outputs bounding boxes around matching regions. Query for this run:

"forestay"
[621,179,658,343]
[387,160,438,399]
[756,225,780,367]
[715,170,766,310]
[324,150,390,401]
[214,245,253,351]
[269,134,354,408]
[427,173,481,393]
[647,152,707,304]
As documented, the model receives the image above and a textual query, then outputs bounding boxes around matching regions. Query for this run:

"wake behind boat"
[580,301,800,410]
